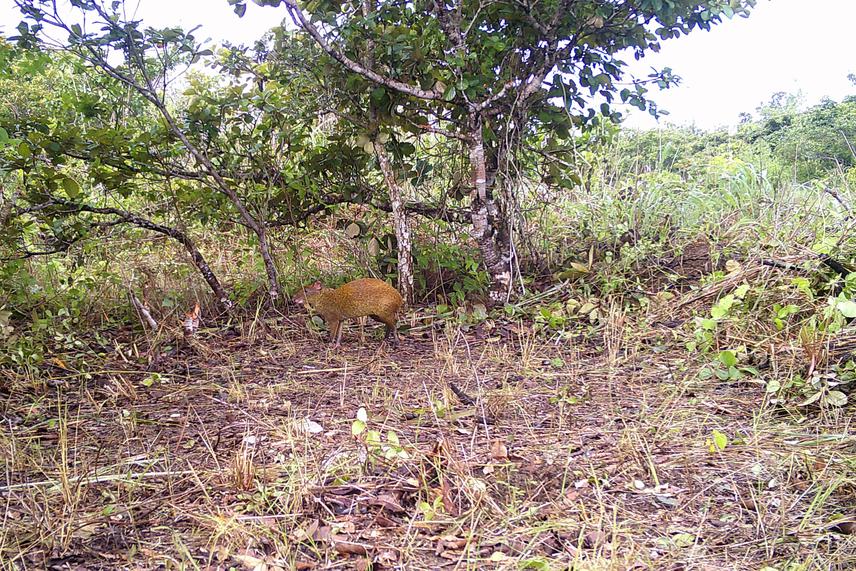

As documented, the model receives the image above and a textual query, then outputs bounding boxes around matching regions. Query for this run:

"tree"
[12,0,285,300]
[234,0,757,301]
[0,42,238,306]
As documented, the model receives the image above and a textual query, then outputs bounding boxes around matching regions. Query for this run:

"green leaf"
[366,430,381,445]
[718,350,737,367]
[370,86,386,103]
[734,284,750,299]
[672,533,696,548]
[351,419,366,436]
[711,430,728,451]
[62,177,81,199]
[0,127,8,143]
[826,391,848,407]
[765,379,781,393]
[18,142,32,159]
[798,391,823,407]
[834,300,856,319]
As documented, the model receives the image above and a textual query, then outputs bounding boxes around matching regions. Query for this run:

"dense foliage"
[2,0,854,364]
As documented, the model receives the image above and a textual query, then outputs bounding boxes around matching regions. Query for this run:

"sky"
[1,0,854,130]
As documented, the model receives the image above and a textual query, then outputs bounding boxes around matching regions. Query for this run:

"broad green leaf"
[718,350,737,367]
[798,391,823,407]
[826,391,848,407]
[62,177,81,199]
[711,430,728,451]
[834,300,856,319]
[366,430,381,445]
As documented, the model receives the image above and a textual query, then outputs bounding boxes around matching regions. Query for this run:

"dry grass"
[1,310,854,571]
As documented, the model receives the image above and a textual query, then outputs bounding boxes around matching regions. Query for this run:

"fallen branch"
[129,291,158,332]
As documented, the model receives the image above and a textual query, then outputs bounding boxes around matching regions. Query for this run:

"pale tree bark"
[467,116,513,303]
[375,146,414,304]
[361,0,413,305]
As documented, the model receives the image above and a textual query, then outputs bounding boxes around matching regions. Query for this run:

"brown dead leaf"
[375,549,399,566]
[353,558,371,571]
[439,478,459,516]
[312,526,333,542]
[490,439,508,461]
[435,534,468,556]
[333,538,369,556]
[231,553,265,570]
[294,562,316,571]
[292,519,320,542]
[373,513,399,527]
[738,496,758,511]
[369,493,406,513]
[829,518,856,535]
[583,530,608,549]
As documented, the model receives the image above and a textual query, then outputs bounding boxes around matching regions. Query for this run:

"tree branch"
[282,0,444,102]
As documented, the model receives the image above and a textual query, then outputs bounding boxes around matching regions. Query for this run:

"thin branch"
[282,0,443,102]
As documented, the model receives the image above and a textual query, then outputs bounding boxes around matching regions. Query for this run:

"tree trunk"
[375,145,414,305]
[359,0,413,305]
[467,117,513,303]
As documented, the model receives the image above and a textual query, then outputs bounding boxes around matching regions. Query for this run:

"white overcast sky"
[1,0,854,130]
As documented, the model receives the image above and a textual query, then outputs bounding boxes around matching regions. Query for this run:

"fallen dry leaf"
[375,548,399,566]
[231,553,265,571]
[584,530,609,549]
[828,518,856,535]
[439,478,459,516]
[489,439,508,461]
[435,534,468,556]
[369,493,406,513]
[333,536,369,556]
[292,519,320,542]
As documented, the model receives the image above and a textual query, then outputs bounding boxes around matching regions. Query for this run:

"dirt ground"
[1,312,855,570]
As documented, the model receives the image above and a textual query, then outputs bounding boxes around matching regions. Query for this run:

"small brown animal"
[293,278,403,346]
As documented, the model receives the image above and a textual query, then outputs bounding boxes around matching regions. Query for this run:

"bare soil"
[1,314,854,570]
